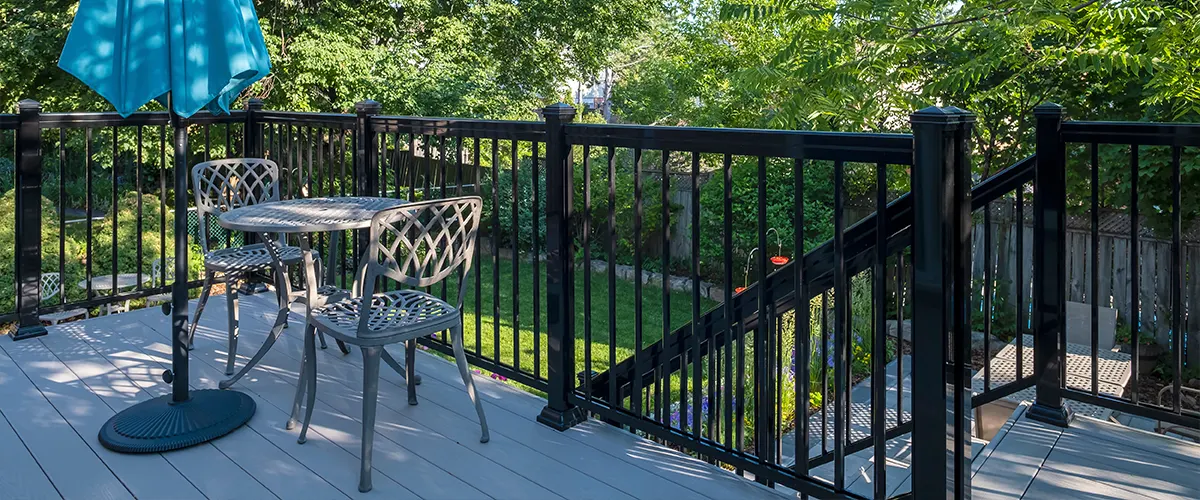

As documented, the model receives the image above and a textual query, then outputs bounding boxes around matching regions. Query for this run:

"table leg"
[325,231,351,355]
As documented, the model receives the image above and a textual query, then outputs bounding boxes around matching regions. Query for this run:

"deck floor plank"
[243,295,788,500]
[0,332,206,500]
[0,407,62,500]
[41,313,286,500]
[172,300,517,500]
[215,296,650,500]
[129,308,434,500]
[84,310,359,499]
[0,340,131,500]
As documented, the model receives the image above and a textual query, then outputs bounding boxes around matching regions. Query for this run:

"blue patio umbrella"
[59,0,269,453]
[59,0,270,118]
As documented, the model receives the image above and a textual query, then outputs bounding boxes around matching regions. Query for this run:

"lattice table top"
[217,197,408,233]
[77,273,146,291]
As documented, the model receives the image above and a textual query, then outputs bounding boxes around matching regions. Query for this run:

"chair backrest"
[150,257,175,288]
[40,273,62,302]
[359,196,483,307]
[191,158,280,253]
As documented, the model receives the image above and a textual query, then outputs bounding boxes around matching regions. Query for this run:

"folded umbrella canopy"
[59,0,269,453]
[59,0,270,118]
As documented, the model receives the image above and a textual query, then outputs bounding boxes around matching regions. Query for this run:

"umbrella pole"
[96,97,256,454]
[171,107,190,403]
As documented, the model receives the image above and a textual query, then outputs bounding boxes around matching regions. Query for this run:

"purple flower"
[491,373,508,381]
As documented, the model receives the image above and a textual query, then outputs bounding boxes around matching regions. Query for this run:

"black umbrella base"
[99,389,256,453]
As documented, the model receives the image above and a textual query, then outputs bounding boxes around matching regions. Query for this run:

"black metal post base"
[98,389,256,453]
[12,324,48,341]
[537,405,587,431]
[1026,402,1074,428]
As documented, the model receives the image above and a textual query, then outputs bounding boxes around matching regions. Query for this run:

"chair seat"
[40,308,88,323]
[203,243,312,273]
[311,289,458,343]
[145,292,172,304]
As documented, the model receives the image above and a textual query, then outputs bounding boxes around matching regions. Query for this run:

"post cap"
[943,106,977,125]
[355,100,382,114]
[16,99,40,113]
[909,106,960,126]
[541,102,577,120]
[1033,102,1065,118]
[245,98,264,111]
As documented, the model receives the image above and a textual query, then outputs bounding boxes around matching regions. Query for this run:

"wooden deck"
[972,403,1200,499]
[0,293,787,500]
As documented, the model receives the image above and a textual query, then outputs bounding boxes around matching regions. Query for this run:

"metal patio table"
[215,196,409,392]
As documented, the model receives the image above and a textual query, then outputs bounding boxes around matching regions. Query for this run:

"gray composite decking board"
[0,340,132,500]
[1038,447,1198,500]
[1052,425,1200,493]
[0,408,62,500]
[970,416,1063,500]
[0,334,206,500]
[130,308,448,500]
[177,301,558,500]
[38,316,279,500]
[89,311,365,500]
[202,305,627,500]
[234,295,777,500]
[1068,415,1200,467]
[235,294,786,500]
[1020,465,1159,500]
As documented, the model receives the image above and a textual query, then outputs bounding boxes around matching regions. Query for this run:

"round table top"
[216,197,408,233]
[78,273,145,291]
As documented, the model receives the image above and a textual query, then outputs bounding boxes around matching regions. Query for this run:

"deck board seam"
[1017,421,1065,499]
[124,316,358,500]
[75,312,350,499]
[42,317,285,500]
[247,296,744,500]
[0,406,64,500]
[0,340,137,499]
[136,311,482,500]
[186,301,574,500]
[31,335,213,500]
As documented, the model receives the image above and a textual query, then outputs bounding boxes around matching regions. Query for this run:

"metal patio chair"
[189,158,325,376]
[38,273,88,325]
[297,196,489,493]
[145,257,174,312]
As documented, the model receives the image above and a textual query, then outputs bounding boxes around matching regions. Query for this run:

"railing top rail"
[566,122,914,164]
[1062,120,1200,147]
[370,115,547,141]
[257,110,355,128]
[0,114,16,129]
[38,110,245,128]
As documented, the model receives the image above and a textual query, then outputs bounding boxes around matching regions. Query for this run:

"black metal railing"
[6,98,1198,499]
[1027,106,1199,430]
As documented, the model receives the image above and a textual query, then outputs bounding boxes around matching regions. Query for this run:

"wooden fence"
[969,203,1199,367]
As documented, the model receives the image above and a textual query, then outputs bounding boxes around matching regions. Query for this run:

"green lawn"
[446,256,718,394]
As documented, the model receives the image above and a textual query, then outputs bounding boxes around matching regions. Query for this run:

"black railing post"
[1028,103,1073,427]
[537,102,586,431]
[910,106,972,498]
[245,98,263,158]
[13,99,48,341]
[355,100,382,198]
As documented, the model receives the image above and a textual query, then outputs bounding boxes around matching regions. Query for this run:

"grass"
[437,256,718,396]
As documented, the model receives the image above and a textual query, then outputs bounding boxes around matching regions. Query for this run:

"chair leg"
[188,271,215,350]
[381,349,421,385]
[406,339,418,406]
[224,274,240,376]
[451,324,489,443]
[359,346,383,493]
[298,324,319,444]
